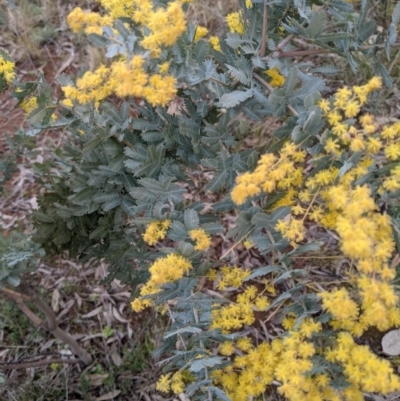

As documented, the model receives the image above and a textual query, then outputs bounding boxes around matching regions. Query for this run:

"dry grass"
[0,258,168,401]
[186,0,237,36]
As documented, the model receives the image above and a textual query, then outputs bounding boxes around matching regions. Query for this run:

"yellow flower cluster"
[219,337,253,356]
[214,316,400,401]
[0,53,16,84]
[68,1,186,57]
[210,270,271,332]
[325,332,400,395]
[213,318,332,401]
[97,0,135,19]
[320,287,360,332]
[231,142,305,205]
[210,289,255,332]
[321,183,399,333]
[194,26,208,42]
[189,228,211,251]
[219,77,400,400]
[226,12,245,35]
[383,165,400,192]
[265,67,285,87]
[62,56,177,106]
[319,77,383,156]
[142,219,171,246]
[274,171,400,335]
[65,1,186,106]
[67,7,113,35]
[138,1,186,57]
[131,253,192,312]
[19,95,56,121]
[20,96,38,114]
[209,36,222,52]
[156,371,188,394]
[215,265,250,289]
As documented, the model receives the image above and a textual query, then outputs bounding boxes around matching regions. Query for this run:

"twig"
[0,358,80,370]
[274,42,400,58]
[219,228,255,260]
[279,48,333,57]
[253,73,299,116]
[271,32,297,58]
[0,287,93,366]
[260,0,268,57]
[209,77,230,87]
[264,300,285,323]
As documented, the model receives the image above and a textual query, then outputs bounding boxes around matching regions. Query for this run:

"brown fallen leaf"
[82,306,103,318]
[88,373,109,387]
[51,288,60,313]
[74,292,83,308]
[112,306,129,323]
[110,351,123,367]
[57,299,75,321]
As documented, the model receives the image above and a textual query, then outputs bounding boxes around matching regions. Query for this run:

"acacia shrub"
[2,0,400,400]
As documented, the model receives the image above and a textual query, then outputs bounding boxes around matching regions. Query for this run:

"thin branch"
[32,298,57,331]
[253,73,299,116]
[219,228,255,260]
[0,358,80,370]
[120,137,135,149]
[272,42,400,58]
[0,288,93,366]
[279,48,333,57]
[271,33,296,58]
[264,299,286,323]
[260,0,268,57]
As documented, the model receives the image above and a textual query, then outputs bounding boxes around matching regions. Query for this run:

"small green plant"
[79,372,91,396]
[0,297,31,344]
[122,343,152,374]
[102,325,114,338]
[3,0,400,400]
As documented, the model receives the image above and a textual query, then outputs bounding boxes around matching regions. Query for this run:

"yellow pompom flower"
[226,12,244,34]
[219,341,235,356]
[67,7,113,35]
[142,220,171,245]
[194,26,208,42]
[131,253,192,312]
[156,373,171,393]
[189,228,211,251]
[20,97,38,114]
[318,98,331,113]
[0,53,16,84]
[265,67,285,87]
[236,337,253,352]
[210,36,222,52]
[320,288,359,323]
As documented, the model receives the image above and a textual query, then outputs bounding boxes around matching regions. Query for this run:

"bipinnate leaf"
[217,90,253,108]
[184,209,199,230]
[189,356,225,372]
